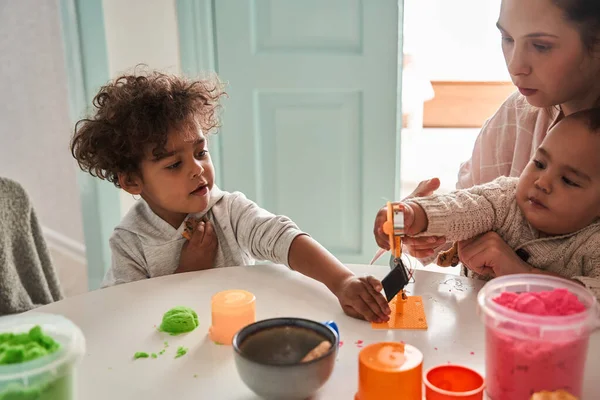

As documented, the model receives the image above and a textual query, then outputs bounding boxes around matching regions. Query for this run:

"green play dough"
[158,307,198,335]
[175,346,188,359]
[0,326,73,400]
[133,352,149,359]
[0,326,60,365]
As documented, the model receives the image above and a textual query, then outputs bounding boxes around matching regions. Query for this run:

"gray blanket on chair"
[0,177,63,315]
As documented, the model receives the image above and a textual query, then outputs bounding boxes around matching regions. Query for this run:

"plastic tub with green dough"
[0,313,85,400]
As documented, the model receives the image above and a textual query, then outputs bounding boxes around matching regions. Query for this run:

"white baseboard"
[42,227,86,265]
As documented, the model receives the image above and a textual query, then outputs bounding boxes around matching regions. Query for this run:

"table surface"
[35,264,600,399]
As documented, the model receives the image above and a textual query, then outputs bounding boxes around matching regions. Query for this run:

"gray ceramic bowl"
[232,317,339,400]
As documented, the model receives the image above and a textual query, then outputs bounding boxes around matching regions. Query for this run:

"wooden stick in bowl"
[301,341,332,363]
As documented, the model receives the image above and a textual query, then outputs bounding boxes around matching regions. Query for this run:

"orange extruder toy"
[372,202,428,330]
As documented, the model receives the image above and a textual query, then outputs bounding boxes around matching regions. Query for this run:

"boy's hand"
[177,220,218,273]
[373,202,428,250]
[334,275,391,323]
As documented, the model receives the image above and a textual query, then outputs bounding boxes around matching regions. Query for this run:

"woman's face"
[498,0,600,114]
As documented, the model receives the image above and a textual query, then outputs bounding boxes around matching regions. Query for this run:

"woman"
[374,0,600,278]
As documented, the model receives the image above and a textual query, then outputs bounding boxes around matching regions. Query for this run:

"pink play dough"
[493,289,586,316]
[486,289,588,400]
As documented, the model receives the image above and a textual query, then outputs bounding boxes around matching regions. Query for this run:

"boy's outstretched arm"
[288,235,391,323]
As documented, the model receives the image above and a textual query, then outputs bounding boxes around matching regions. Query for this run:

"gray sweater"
[103,186,304,287]
[0,177,63,315]
[412,176,600,298]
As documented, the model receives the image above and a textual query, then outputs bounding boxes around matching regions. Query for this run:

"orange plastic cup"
[208,290,256,345]
[355,342,423,400]
[424,365,485,400]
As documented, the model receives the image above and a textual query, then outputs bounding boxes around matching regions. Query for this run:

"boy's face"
[516,117,600,235]
[130,127,215,228]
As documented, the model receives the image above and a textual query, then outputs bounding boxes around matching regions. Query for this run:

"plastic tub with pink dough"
[477,274,600,400]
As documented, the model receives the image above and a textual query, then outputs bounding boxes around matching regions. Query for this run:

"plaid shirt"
[457,91,561,189]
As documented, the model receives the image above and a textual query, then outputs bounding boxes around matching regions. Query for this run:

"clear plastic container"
[0,313,86,400]
[477,274,600,400]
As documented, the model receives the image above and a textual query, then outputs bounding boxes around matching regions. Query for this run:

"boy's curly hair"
[70,70,226,188]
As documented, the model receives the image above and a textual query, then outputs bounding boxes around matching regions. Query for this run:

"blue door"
[179,0,402,264]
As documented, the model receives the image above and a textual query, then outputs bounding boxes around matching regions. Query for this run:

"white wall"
[0,0,87,296]
[102,0,181,217]
[404,0,510,82]
[0,0,84,242]
[0,0,182,293]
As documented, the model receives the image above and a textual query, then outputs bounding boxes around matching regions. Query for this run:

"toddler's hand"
[334,275,391,323]
[177,220,218,273]
[373,178,446,258]
[458,232,531,278]
[373,202,427,250]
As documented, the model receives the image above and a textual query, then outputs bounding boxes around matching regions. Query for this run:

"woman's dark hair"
[566,107,600,131]
[554,0,600,53]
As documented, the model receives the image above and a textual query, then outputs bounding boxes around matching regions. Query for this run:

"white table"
[35,264,600,399]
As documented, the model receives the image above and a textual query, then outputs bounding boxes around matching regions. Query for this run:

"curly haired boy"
[71,70,390,323]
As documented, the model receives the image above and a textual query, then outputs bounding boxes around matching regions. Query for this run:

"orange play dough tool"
[374,202,428,330]
[355,342,423,400]
[372,295,428,330]
[209,290,256,345]
[382,201,403,261]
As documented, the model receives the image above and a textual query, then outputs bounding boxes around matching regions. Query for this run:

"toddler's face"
[516,117,600,235]
[137,127,215,228]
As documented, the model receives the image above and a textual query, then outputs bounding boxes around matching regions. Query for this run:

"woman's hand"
[458,232,531,278]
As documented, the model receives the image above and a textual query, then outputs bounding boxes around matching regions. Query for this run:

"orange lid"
[424,364,485,400]
[211,290,255,311]
[361,342,409,371]
[355,342,422,400]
